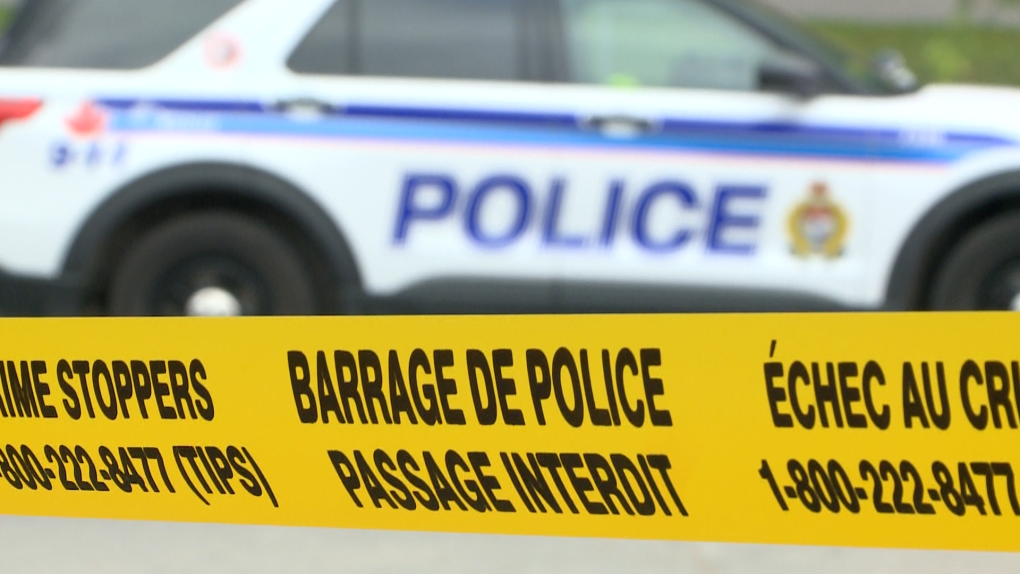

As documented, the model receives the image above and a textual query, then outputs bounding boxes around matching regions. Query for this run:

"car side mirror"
[873,49,918,92]
[758,56,823,98]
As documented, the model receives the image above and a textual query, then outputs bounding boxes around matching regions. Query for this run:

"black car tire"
[107,211,318,316]
[928,212,1020,310]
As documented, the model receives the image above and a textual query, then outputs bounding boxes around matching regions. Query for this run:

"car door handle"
[582,114,657,137]
[272,97,335,115]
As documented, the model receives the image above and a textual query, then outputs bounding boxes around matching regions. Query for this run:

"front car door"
[532,0,879,311]
[253,0,568,313]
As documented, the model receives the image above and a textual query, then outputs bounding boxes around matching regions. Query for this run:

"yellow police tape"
[0,313,1018,551]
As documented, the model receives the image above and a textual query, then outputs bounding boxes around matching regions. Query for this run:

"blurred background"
[764,0,1020,86]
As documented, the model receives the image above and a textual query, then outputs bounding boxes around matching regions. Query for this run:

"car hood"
[906,84,1020,139]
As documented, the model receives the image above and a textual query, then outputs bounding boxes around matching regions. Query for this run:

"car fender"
[60,162,363,313]
[886,169,1020,310]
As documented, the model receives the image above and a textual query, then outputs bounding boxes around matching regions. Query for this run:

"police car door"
[537,0,871,311]
[262,0,561,313]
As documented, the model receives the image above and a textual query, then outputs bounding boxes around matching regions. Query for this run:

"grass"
[807,21,1020,86]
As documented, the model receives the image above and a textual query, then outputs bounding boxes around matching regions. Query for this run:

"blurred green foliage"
[809,21,1020,86]
[0,8,10,33]
[957,0,1020,23]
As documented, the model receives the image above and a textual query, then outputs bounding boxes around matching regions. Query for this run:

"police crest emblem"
[788,183,848,259]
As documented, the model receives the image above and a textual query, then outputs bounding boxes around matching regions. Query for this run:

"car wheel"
[928,212,1020,310]
[107,212,318,316]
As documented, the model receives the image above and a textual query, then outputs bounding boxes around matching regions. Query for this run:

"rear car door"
[254,0,563,312]
[535,0,877,311]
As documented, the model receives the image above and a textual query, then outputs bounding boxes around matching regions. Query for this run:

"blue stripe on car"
[95,98,1014,164]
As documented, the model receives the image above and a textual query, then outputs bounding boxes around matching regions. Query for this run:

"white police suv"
[1,0,1019,316]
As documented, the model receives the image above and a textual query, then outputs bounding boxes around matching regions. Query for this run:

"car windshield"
[723,0,914,94]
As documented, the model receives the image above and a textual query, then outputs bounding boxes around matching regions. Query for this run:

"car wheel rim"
[981,261,1020,310]
[185,286,243,317]
[152,256,268,316]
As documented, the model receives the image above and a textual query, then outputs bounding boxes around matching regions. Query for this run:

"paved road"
[2,516,1019,573]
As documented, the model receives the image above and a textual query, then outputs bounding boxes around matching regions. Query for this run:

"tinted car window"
[289,0,526,81]
[558,0,786,91]
[0,0,243,69]
[287,0,353,76]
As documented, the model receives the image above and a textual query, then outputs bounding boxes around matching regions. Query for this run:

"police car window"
[0,0,243,69]
[287,0,353,76]
[289,0,525,81]
[558,0,784,91]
